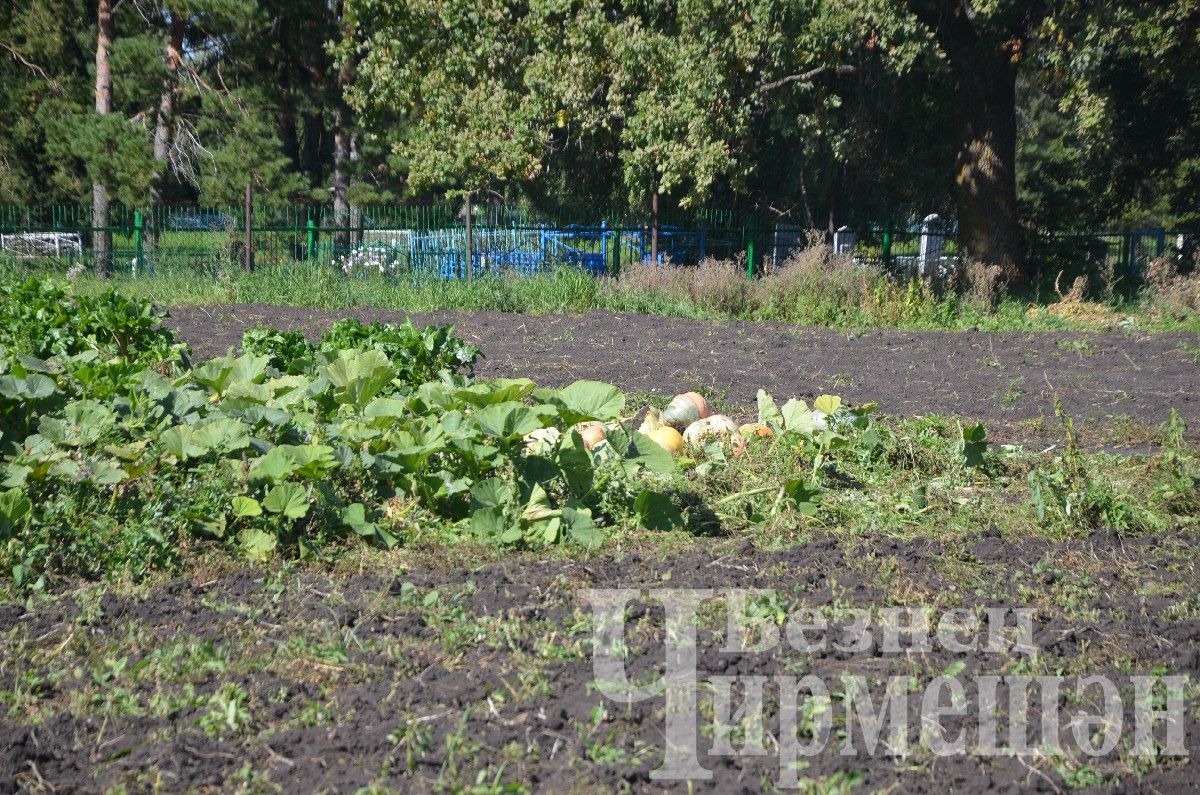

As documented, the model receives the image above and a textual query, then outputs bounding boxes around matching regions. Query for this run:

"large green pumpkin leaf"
[453,378,535,407]
[784,479,822,516]
[322,349,394,408]
[471,478,513,508]
[780,399,814,436]
[0,488,32,539]
[813,395,842,416]
[469,505,509,540]
[231,496,262,518]
[263,482,309,520]
[473,402,543,441]
[238,527,277,562]
[551,380,625,424]
[160,425,208,460]
[248,445,296,482]
[960,423,988,468]
[194,353,272,395]
[562,503,602,549]
[625,430,676,475]
[193,418,250,453]
[557,430,594,495]
[364,397,409,420]
[634,491,683,532]
[248,444,337,482]
[87,458,127,486]
[757,389,785,429]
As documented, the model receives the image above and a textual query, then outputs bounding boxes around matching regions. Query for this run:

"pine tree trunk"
[92,0,114,276]
[148,13,185,253]
[952,53,1022,280]
[332,47,357,251]
[301,112,324,182]
[332,111,350,250]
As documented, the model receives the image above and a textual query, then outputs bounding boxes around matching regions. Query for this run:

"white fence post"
[833,225,856,255]
[919,213,944,278]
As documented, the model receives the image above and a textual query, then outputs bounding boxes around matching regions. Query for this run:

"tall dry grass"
[952,257,1008,313]
[615,234,943,326]
[1146,255,1200,315]
[617,257,751,314]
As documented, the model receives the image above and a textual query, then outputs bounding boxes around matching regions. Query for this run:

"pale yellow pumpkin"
[648,425,684,456]
[683,415,746,456]
[638,407,664,435]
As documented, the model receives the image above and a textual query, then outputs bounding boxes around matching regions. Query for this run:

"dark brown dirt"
[2,531,1198,793]
[165,305,1200,445]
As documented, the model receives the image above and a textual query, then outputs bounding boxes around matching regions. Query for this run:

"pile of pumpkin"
[525,392,770,459]
[637,391,773,457]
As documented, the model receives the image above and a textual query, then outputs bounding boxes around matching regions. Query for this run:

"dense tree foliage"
[0,1,1196,269]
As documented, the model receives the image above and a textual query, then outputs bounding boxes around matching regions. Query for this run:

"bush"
[752,242,868,323]
[616,257,750,315]
[616,259,692,298]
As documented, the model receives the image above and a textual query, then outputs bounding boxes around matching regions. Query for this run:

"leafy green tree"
[347,0,871,217]
[1041,0,1200,228]
[852,0,1049,276]
[0,0,95,205]
[347,0,549,200]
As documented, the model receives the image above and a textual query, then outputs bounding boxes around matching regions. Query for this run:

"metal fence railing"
[1,203,1195,283]
[0,203,758,278]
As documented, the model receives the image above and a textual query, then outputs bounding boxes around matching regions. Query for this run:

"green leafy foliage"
[960,422,988,468]
[0,278,689,584]
[242,318,480,385]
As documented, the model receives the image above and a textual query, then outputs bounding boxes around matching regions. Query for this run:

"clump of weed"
[1025,396,1153,535]
[689,258,751,314]
[1146,255,1200,317]
[752,238,869,323]
[616,258,692,297]
[953,256,1008,313]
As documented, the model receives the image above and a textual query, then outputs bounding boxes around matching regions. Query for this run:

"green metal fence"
[0,203,756,278]
[0,203,1194,283]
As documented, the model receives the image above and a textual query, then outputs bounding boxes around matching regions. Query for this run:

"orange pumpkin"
[574,421,608,450]
[739,422,775,438]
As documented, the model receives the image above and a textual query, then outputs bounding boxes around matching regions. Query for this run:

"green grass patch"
[11,256,1200,333]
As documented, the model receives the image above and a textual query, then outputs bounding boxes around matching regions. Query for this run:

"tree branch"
[756,64,856,92]
[0,41,61,92]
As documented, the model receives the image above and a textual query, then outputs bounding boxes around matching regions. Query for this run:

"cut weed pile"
[1,277,1198,792]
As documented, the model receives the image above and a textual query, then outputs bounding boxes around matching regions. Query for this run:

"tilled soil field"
[4,306,1194,793]
[166,305,1200,445]
[2,531,1198,793]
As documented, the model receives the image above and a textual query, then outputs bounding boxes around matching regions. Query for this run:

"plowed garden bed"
[167,305,1200,447]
